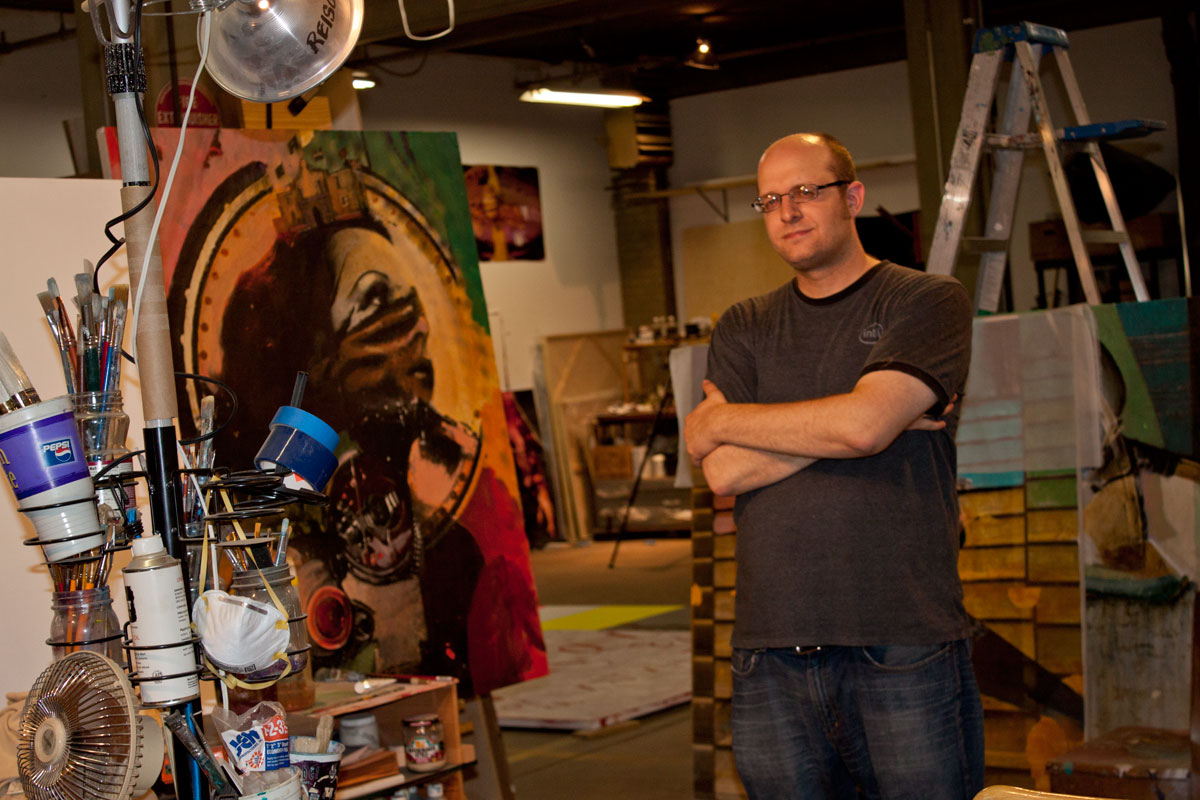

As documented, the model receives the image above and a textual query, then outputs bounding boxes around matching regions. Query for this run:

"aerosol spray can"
[122,534,200,706]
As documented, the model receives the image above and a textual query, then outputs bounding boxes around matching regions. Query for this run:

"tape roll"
[254,406,338,491]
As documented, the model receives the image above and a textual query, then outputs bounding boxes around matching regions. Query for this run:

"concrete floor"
[501,537,694,799]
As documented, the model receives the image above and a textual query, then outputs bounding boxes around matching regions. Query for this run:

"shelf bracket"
[693,186,729,222]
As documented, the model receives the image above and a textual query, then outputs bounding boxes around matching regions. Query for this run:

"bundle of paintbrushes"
[47,540,113,592]
[0,331,41,412]
[36,263,128,396]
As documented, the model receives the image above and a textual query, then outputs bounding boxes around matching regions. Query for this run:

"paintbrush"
[105,298,127,392]
[37,290,76,394]
[0,332,39,408]
[47,278,78,389]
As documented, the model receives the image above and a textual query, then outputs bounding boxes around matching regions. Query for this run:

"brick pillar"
[612,165,676,330]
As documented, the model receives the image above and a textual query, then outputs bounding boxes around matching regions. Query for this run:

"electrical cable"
[175,372,239,447]
[93,0,160,287]
[129,10,211,366]
[367,48,430,78]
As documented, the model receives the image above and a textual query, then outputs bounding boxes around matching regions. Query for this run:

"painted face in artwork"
[322,226,434,409]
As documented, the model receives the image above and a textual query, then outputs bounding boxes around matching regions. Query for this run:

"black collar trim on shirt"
[791,262,886,305]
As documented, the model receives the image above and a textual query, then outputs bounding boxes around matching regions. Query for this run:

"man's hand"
[685,379,728,465]
[907,394,957,432]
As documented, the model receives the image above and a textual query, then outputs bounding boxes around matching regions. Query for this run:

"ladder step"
[1081,230,1130,245]
[1060,119,1167,142]
[973,21,1069,53]
[987,120,1167,150]
[961,237,1010,254]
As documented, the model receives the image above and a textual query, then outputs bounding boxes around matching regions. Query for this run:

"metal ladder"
[925,21,1165,311]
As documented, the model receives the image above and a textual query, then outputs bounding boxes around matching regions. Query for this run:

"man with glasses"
[685,133,982,799]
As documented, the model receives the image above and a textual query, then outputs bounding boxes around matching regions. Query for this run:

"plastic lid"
[131,534,164,557]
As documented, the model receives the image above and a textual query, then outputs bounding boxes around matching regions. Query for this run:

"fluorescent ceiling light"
[519,88,645,108]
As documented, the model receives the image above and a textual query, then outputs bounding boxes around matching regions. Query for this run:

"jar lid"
[403,713,439,726]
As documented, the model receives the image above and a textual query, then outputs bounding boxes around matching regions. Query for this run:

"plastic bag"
[212,701,290,773]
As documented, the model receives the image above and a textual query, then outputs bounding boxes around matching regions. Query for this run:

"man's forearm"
[701,371,939,461]
[701,442,815,496]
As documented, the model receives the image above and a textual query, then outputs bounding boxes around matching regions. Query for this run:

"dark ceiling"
[351,0,1169,101]
[7,0,1171,101]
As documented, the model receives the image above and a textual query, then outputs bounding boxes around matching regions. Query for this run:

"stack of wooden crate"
[959,473,1084,774]
[691,478,744,800]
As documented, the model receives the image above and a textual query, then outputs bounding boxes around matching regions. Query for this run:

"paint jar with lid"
[402,714,445,772]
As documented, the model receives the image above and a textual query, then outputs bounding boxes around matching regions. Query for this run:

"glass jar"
[72,390,134,532]
[72,391,130,465]
[274,658,316,712]
[48,586,123,663]
[402,714,445,772]
[227,564,310,683]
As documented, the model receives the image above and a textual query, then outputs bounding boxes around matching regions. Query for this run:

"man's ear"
[846,181,866,217]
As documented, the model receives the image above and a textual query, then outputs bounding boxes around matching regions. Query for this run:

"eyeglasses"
[751,180,850,214]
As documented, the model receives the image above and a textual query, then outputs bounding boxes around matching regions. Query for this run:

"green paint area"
[1115,300,1193,456]
[1026,476,1077,509]
[1092,304,1164,448]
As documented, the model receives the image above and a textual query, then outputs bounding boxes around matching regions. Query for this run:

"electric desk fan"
[16,652,164,800]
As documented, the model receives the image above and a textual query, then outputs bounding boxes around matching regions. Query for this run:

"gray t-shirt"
[706,261,973,648]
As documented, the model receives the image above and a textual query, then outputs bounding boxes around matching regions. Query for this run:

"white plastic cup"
[289,738,345,800]
[0,396,103,561]
[238,766,302,800]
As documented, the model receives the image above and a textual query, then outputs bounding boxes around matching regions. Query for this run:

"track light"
[351,70,376,90]
[685,37,718,70]
[518,87,646,108]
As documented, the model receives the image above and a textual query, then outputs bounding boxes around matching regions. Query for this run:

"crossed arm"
[684,369,948,496]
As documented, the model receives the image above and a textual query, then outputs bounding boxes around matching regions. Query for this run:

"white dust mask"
[192,590,290,674]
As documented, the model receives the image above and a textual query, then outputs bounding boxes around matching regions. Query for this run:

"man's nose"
[779,194,805,221]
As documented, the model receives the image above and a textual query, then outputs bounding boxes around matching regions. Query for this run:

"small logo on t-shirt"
[859,322,884,344]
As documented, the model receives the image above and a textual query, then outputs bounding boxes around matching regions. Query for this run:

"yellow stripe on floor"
[540,604,682,630]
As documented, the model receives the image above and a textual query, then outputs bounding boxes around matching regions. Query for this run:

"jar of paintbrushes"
[46,584,123,663]
[72,389,134,535]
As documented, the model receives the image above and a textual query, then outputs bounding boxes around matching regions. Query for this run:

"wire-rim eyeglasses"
[751,180,850,214]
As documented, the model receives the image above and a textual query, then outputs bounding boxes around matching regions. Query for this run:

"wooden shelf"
[290,678,466,800]
[336,753,476,799]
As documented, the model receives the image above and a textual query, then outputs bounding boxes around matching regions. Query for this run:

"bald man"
[685,133,982,799]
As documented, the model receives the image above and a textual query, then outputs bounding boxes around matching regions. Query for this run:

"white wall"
[356,54,624,391]
[667,18,1180,318]
[0,177,140,695]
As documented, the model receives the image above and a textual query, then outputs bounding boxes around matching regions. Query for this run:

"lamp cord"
[129,10,212,365]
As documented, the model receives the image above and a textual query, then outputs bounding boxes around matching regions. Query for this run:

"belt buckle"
[794,645,822,656]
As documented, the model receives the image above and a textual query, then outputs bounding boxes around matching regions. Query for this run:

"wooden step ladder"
[925,21,1165,311]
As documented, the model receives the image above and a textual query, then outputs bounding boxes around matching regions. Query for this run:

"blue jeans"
[731,639,984,800]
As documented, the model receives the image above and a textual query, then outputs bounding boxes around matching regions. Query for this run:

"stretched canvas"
[107,128,547,695]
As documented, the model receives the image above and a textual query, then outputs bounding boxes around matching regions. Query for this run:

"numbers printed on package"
[220,710,290,772]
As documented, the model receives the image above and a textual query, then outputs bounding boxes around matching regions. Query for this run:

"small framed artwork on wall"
[463,165,544,261]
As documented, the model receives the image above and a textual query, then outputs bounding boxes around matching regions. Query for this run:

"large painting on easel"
[106,129,547,695]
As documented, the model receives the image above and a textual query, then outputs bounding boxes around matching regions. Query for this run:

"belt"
[794,645,824,656]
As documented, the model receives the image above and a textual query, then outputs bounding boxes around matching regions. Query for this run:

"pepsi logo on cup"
[41,438,75,466]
